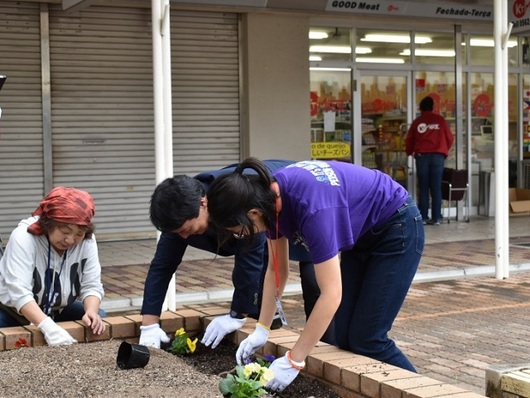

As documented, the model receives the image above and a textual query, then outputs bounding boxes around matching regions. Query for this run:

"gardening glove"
[201,314,246,349]
[236,323,269,365]
[139,323,170,349]
[266,352,303,392]
[38,317,77,346]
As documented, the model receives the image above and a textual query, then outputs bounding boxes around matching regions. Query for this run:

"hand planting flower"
[219,355,275,398]
[167,327,198,355]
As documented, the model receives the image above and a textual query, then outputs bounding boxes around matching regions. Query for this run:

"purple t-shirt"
[272,160,408,264]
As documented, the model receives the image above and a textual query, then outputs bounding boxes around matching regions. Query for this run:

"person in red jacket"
[406,96,454,225]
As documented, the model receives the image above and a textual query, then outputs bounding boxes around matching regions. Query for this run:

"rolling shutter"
[171,10,240,175]
[0,2,43,237]
[48,4,155,239]
[0,4,241,240]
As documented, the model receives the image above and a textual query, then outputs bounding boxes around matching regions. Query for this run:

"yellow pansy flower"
[174,327,185,337]
[187,337,198,353]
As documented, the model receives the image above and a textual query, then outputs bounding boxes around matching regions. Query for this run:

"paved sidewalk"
[96,215,530,395]
[98,216,530,312]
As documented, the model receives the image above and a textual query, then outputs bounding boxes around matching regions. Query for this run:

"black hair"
[149,175,205,232]
[419,96,434,112]
[206,157,277,242]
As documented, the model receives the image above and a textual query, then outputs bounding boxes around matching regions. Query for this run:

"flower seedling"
[167,327,197,355]
[219,355,275,398]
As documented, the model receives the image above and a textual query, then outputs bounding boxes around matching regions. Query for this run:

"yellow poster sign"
[311,142,351,159]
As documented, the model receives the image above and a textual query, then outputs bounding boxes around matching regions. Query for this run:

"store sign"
[509,0,530,34]
[325,0,492,21]
[311,142,351,159]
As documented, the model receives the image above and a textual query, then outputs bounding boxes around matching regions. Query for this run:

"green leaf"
[219,376,235,395]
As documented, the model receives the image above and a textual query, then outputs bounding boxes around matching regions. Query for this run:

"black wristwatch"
[230,310,248,319]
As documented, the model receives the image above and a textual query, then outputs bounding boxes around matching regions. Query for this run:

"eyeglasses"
[232,228,246,240]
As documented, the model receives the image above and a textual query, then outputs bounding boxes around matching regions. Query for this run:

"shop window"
[414,32,456,66]
[309,27,352,63]
[355,29,411,64]
[468,34,518,67]
[309,69,352,162]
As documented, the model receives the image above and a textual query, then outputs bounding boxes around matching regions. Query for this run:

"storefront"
[1,0,528,239]
[308,13,530,214]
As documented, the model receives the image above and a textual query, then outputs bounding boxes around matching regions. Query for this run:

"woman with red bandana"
[0,187,106,345]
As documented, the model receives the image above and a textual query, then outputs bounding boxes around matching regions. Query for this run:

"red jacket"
[405,111,454,158]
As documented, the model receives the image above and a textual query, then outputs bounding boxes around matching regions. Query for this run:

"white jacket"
[0,216,105,314]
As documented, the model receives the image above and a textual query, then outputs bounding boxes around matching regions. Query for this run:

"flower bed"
[0,307,486,398]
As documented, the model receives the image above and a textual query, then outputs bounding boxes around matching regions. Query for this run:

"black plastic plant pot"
[116,341,150,369]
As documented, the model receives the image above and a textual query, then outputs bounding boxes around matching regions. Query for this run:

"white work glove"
[38,317,77,346]
[236,323,269,365]
[201,314,246,349]
[139,323,170,348]
[266,352,303,392]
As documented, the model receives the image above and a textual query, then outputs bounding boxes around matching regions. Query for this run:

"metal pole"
[152,0,176,310]
[494,0,510,279]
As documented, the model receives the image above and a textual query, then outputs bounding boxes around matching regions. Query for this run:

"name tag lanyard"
[268,194,288,326]
[45,240,67,317]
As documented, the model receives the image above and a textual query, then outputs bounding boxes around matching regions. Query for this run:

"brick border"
[0,305,487,398]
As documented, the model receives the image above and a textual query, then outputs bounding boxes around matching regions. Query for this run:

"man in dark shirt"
[139,160,334,349]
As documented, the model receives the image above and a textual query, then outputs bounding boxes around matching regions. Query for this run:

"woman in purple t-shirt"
[207,157,425,392]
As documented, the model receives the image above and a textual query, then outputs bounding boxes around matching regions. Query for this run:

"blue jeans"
[0,301,107,328]
[415,153,446,222]
[333,196,424,371]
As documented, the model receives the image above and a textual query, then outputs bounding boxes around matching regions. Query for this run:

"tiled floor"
[96,215,530,395]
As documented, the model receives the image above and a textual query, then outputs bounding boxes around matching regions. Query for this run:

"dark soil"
[182,340,342,398]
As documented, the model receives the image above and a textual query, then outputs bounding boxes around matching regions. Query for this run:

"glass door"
[358,71,412,190]
[310,68,352,162]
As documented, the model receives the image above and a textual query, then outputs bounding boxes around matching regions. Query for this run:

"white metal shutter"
[171,11,240,175]
[0,2,43,238]
[48,4,155,239]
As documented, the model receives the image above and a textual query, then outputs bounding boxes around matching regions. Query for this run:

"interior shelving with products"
[361,112,408,188]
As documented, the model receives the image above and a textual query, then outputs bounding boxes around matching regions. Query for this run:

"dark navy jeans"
[0,301,106,328]
[333,196,424,372]
[415,153,446,222]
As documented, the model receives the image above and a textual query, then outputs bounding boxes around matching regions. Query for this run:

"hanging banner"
[325,0,492,21]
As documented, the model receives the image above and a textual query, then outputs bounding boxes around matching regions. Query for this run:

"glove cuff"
[140,323,160,331]
[230,310,248,319]
[37,317,53,332]
[256,322,271,331]
[286,351,305,370]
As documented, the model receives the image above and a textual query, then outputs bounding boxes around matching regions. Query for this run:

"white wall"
[241,13,310,161]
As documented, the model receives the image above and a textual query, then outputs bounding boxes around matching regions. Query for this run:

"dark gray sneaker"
[271,313,283,330]
[427,220,440,226]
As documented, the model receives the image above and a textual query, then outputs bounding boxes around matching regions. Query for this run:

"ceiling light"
[310,67,351,71]
[355,46,372,54]
[309,45,372,54]
[309,31,329,40]
[310,45,351,54]
[400,49,455,57]
[309,55,322,61]
[356,57,405,64]
[361,34,432,44]
[467,38,518,48]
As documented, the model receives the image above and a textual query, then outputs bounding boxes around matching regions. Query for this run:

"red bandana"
[27,187,95,235]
